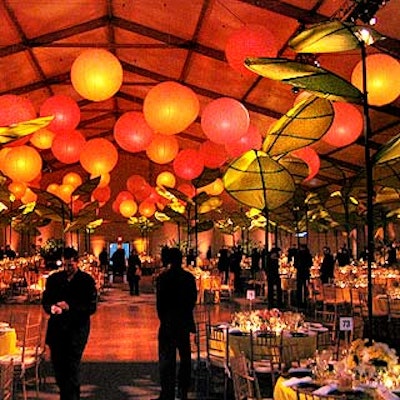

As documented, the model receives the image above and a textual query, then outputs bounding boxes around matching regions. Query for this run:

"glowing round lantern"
[156,171,176,188]
[146,134,179,164]
[72,199,84,215]
[46,183,59,196]
[199,141,228,169]
[119,199,138,218]
[291,146,320,182]
[322,102,363,147]
[126,175,147,194]
[30,128,56,150]
[91,173,110,188]
[8,181,27,200]
[92,185,111,203]
[225,124,262,157]
[134,183,152,203]
[0,95,36,126]
[58,184,75,203]
[116,190,134,203]
[201,98,250,144]
[71,49,123,102]
[114,111,154,153]
[80,138,118,175]
[39,95,80,133]
[177,183,196,198]
[52,130,86,164]
[225,24,277,76]
[3,145,42,183]
[0,148,11,173]
[139,200,156,218]
[143,81,200,135]
[21,188,37,204]
[63,172,82,188]
[173,149,204,180]
[351,54,400,106]
[204,178,225,196]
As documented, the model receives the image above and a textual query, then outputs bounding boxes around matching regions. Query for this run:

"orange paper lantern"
[46,183,59,196]
[30,128,56,149]
[3,145,42,183]
[201,98,250,144]
[0,95,36,126]
[114,111,154,153]
[0,148,12,173]
[139,200,156,218]
[80,138,118,175]
[21,188,37,204]
[58,184,74,203]
[146,134,179,164]
[143,81,199,135]
[173,149,204,180]
[92,185,111,203]
[71,49,123,102]
[199,141,228,169]
[8,181,27,200]
[52,130,86,164]
[225,24,277,76]
[322,102,363,147]
[62,172,83,188]
[225,124,262,158]
[39,95,80,133]
[351,53,400,106]
[119,199,138,218]
[156,171,176,188]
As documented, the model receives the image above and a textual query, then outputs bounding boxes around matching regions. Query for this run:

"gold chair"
[314,310,337,352]
[0,359,13,400]
[321,285,347,315]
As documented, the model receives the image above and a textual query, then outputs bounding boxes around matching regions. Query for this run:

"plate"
[309,322,322,328]
[290,332,308,337]
[309,326,329,332]
[288,368,312,378]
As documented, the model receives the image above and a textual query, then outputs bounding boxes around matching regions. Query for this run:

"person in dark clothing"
[98,247,109,273]
[206,246,212,261]
[42,256,97,400]
[111,245,126,276]
[387,242,397,266]
[127,249,141,295]
[217,246,230,284]
[336,243,351,266]
[161,245,170,267]
[154,247,197,400]
[320,246,335,284]
[287,245,297,264]
[294,243,313,308]
[266,248,282,308]
[230,246,243,294]
[250,247,261,279]
[4,244,16,259]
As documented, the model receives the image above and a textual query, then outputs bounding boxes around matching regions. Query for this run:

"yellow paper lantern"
[139,200,156,218]
[119,199,138,218]
[71,49,123,102]
[3,145,42,183]
[58,184,74,203]
[80,138,118,175]
[143,81,199,135]
[62,172,82,188]
[30,128,55,149]
[146,134,179,164]
[8,181,27,200]
[156,171,176,188]
[351,54,400,106]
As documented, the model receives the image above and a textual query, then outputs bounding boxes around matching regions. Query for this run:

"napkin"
[376,384,400,400]
[312,383,338,395]
[282,376,313,387]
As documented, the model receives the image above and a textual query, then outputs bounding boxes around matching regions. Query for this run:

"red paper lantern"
[199,140,228,169]
[143,81,199,135]
[116,190,134,204]
[72,199,85,215]
[291,146,320,183]
[114,111,154,153]
[71,49,123,102]
[119,199,138,218]
[139,200,156,218]
[156,171,176,188]
[0,95,36,126]
[92,185,111,203]
[173,149,204,180]
[80,138,118,175]
[3,145,42,183]
[30,128,56,149]
[126,175,147,194]
[322,102,363,147]
[201,98,250,144]
[225,24,277,76]
[39,95,80,133]
[62,172,82,188]
[146,134,179,164]
[225,124,262,157]
[177,183,196,199]
[8,181,27,200]
[52,130,86,164]
[351,53,400,106]
[134,183,152,203]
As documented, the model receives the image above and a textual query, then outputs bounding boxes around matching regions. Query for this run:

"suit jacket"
[156,266,197,333]
[42,269,97,346]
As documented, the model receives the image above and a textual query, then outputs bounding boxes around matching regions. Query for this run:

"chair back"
[206,324,230,369]
[249,331,283,371]
[230,354,260,400]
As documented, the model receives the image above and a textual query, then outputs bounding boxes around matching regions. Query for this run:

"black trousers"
[128,276,140,295]
[158,325,191,400]
[49,329,89,400]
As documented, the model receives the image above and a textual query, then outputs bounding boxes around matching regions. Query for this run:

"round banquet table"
[0,326,17,356]
[229,331,317,366]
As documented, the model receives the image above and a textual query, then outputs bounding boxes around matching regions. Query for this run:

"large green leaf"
[192,168,222,189]
[72,177,101,198]
[0,116,54,143]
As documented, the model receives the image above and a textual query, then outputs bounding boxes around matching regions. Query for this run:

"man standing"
[42,256,97,400]
[154,247,197,400]
[294,243,313,309]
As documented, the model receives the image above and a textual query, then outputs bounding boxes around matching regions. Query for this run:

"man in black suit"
[154,247,197,400]
[42,256,97,400]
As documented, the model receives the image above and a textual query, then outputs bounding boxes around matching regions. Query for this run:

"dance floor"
[3,275,236,399]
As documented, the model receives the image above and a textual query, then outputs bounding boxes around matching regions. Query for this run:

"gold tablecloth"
[229,332,317,366]
[0,327,17,356]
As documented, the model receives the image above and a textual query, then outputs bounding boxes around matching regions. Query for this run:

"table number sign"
[246,289,255,301]
[339,316,353,331]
